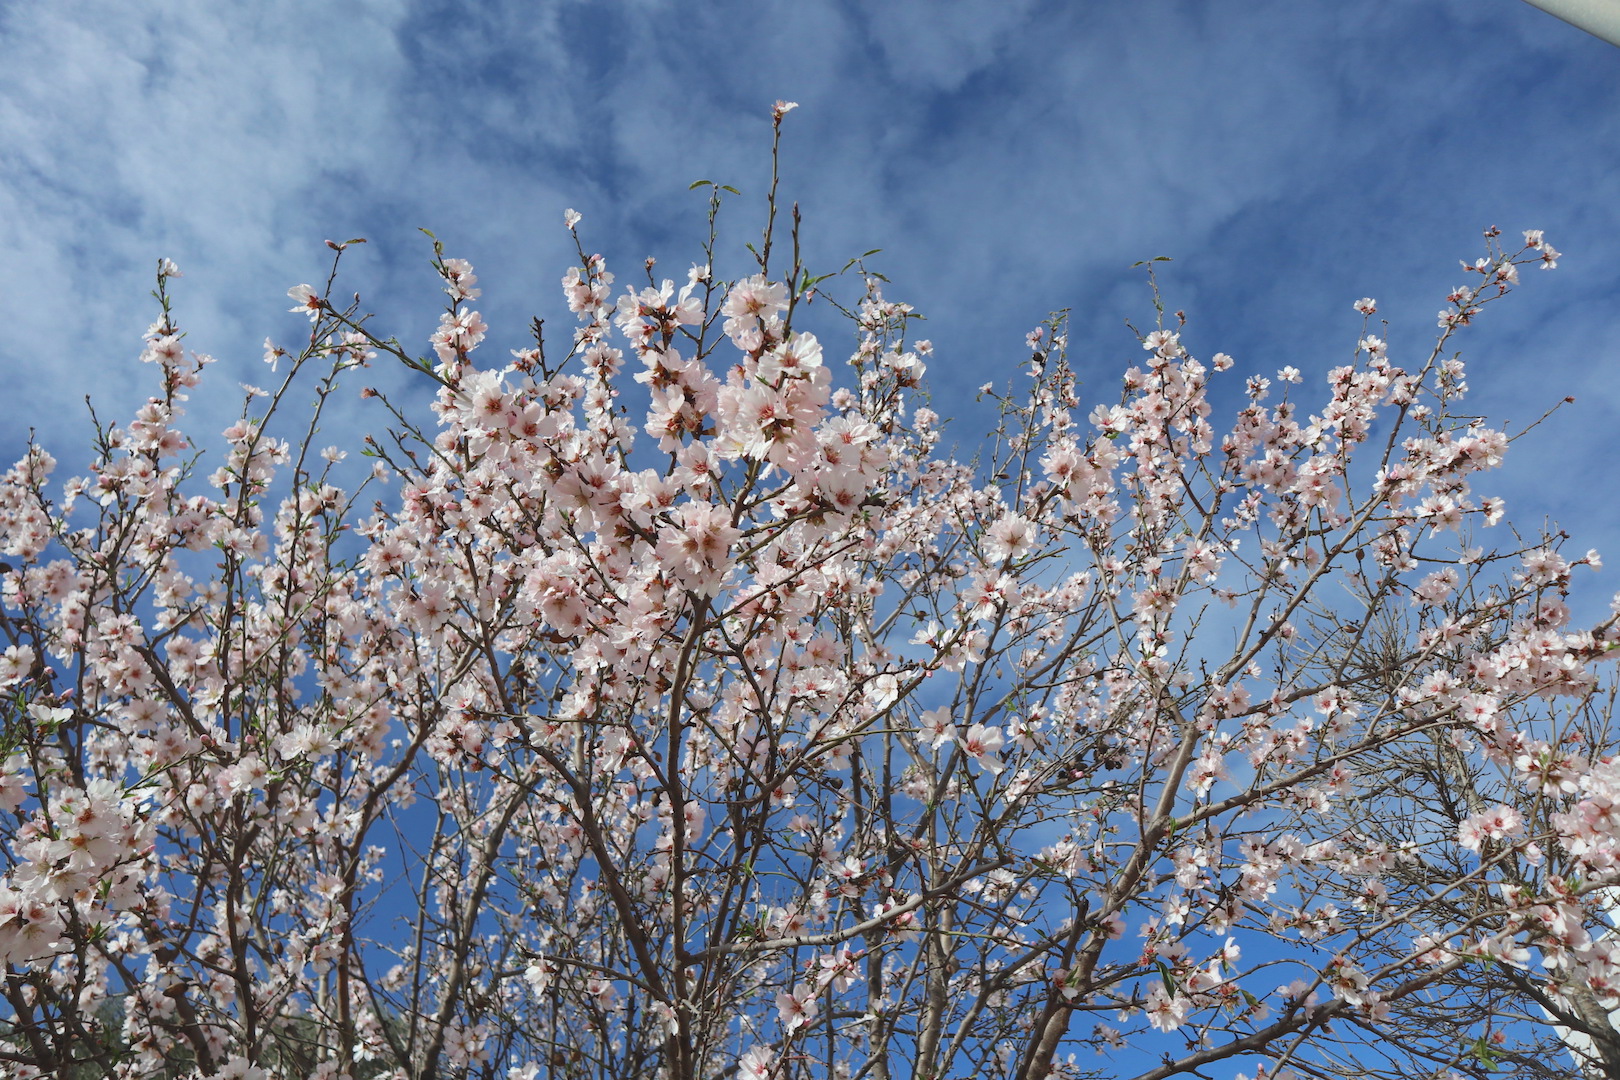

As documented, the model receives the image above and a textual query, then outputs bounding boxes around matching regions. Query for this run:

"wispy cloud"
[0,0,1615,555]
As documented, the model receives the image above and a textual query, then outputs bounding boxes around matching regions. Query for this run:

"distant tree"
[0,105,1611,1080]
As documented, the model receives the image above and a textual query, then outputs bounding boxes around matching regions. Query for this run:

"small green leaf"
[689,179,713,190]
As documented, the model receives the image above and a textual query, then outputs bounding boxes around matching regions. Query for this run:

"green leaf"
[689,179,713,190]
[1470,1035,1499,1070]
[720,185,741,194]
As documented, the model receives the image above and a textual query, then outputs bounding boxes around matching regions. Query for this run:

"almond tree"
[0,107,1614,1080]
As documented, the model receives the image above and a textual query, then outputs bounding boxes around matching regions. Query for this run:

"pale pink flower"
[1144,985,1190,1032]
[756,332,824,383]
[0,645,34,688]
[918,707,955,750]
[287,283,322,319]
[1458,805,1524,851]
[962,723,1006,774]
[775,982,818,1032]
[983,513,1036,564]
[441,257,482,300]
[739,1046,776,1080]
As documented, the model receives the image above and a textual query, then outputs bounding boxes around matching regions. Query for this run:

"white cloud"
[0,0,1614,566]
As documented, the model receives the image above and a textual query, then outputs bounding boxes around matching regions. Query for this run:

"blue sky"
[2,0,1617,566]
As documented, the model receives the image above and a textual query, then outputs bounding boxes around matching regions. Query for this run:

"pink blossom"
[739,1046,776,1080]
[775,982,818,1032]
[1457,805,1525,851]
[961,723,1006,774]
[918,706,955,750]
[287,283,322,319]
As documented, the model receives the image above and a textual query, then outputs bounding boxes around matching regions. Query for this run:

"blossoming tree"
[0,107,1614,1080]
